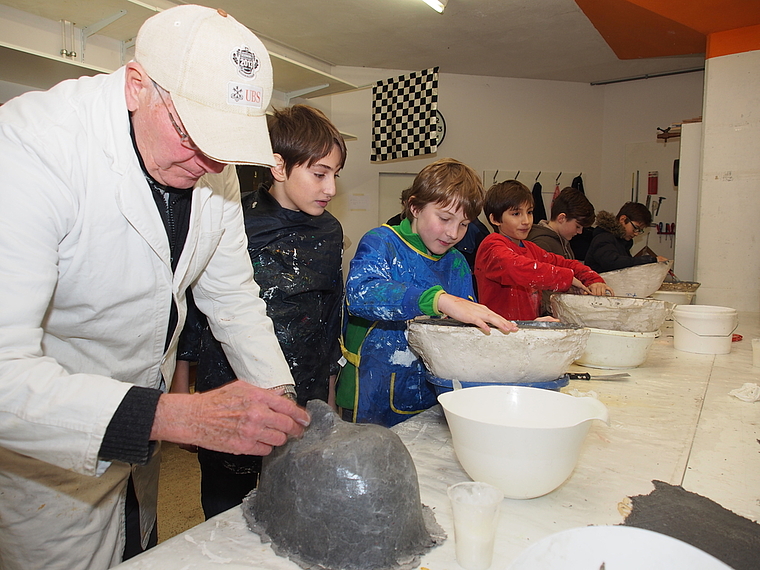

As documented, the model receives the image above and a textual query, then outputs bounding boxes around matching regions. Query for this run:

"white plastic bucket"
[672,305,738,355]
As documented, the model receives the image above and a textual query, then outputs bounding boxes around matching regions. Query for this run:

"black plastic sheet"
[623,480,760,570]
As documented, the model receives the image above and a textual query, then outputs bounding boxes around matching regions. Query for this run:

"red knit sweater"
[475,232,604,320]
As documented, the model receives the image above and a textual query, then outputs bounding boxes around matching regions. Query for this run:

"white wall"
[675,122,704,282]
[324,66,704,267]
[598,72,705,214]
[325,68,606,264]
[623,141,681,260]
[695,49,760,311]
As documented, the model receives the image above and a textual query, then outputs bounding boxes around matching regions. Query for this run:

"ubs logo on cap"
[231,46,259,79]
[228,82,263,108]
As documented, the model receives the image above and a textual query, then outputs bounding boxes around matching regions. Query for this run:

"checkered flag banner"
[371,67,439,162]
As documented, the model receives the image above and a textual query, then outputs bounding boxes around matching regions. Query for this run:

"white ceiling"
[2,0,706,85]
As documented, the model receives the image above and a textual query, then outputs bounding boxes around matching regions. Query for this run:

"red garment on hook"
[551,182,561,208]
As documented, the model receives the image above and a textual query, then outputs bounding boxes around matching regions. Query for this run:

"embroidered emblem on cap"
[231,46,259,79]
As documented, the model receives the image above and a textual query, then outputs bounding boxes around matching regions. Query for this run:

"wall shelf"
[0,1,359,101]
[0,41,358,141]
[657,130,681,141]
[656,117,701,141]
[0,42,111,90]
[270,51,357,101]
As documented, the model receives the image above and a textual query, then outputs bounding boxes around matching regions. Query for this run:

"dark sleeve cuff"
[99,386,162,465]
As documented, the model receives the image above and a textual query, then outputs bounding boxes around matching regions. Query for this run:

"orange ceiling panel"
[622,0,760,35]
[708,23,760,58]
[575,0,706,59]
[575,0,760,59]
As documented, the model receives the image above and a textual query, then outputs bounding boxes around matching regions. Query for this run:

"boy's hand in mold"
[437,293,518,335]
[587,282,615,296]
[571,277,591,293]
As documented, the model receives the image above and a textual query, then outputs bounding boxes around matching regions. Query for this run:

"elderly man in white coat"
[0,5,311,570]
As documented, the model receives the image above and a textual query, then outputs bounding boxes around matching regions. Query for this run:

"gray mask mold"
[242,400,445,570]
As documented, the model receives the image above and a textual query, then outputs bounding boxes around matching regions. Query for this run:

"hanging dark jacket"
[532,181,547,222]
[584,211,657,273]
[571,174,585,194]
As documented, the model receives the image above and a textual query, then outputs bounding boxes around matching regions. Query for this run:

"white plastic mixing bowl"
[438,386,608,499]
[575,327,659,369]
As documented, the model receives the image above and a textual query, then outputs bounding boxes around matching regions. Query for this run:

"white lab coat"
[0,67,293,569]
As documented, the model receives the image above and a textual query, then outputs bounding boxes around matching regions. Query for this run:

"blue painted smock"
[336,222,474,427]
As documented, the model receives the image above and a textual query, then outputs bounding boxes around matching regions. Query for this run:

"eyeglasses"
[629,220,646,235]
[151,79,198,151]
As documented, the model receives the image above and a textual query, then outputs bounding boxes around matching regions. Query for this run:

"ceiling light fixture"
[421,0,447,14]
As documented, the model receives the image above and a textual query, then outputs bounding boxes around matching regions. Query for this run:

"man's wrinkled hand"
[151,380,310,456]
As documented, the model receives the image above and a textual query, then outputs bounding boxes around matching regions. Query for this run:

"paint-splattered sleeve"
[345,228,426,322]
[527,242,604,288]
[478,235,574,292]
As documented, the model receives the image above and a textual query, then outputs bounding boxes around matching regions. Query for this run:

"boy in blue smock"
[336,158,517,428]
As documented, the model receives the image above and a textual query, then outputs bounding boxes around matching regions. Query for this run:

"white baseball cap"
[136,5,274,166]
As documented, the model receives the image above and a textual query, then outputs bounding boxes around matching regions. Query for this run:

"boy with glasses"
[584,202,668,273]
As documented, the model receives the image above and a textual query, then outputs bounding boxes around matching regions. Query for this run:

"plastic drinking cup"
[447,481,503,570]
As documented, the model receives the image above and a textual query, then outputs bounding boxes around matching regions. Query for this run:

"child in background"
[527,187,595,259]
[527,187,603,315]
[336,158,516,428]
[584,202,668,273]
[475,180,613,321]
[178,104,347,519]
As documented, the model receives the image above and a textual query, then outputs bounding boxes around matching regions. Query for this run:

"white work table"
[116,312,760,570]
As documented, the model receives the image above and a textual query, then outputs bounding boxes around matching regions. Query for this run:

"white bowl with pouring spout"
[438,385,608,499]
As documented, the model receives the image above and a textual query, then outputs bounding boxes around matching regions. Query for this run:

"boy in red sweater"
[475,180,613,320]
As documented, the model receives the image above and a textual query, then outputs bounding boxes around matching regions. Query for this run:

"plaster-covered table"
[115,313,760,570]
